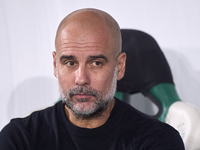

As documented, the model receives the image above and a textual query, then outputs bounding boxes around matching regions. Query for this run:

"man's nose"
[75,65,90,86]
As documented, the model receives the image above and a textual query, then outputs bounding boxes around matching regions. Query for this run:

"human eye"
[91,61,102,67]
[65,61,75,66]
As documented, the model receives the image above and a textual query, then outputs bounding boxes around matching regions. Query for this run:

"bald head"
[55,8,121,57]
[53,9,127,115]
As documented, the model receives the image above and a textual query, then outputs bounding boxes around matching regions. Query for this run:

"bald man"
[0,8,184,150]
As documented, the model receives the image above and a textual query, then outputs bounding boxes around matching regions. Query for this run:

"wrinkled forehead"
[56,21,115,56]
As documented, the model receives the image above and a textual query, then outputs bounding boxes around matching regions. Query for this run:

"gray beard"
[59,66,118,119]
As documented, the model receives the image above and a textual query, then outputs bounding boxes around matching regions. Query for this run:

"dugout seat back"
[116,29,200,150]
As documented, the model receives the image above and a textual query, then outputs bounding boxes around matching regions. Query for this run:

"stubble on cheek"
[58,64,118,119]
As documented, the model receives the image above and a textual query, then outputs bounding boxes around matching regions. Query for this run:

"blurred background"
[0,0,200,130]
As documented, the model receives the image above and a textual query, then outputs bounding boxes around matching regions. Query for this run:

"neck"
[64,98,115,129]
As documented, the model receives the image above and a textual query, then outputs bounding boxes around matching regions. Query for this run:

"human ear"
[52,51,58,78]
[117,52,126,80]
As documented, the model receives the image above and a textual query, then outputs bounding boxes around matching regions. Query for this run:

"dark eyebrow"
[89,54,108,63]
[60,55,76,62]
[59,54,108,63]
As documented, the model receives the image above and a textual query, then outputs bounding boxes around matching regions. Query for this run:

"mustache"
[69,86,99,97]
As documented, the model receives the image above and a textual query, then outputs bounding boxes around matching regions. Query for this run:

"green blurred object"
[149,83,181,122]
[114,92,124,101]
[114,83,181,122]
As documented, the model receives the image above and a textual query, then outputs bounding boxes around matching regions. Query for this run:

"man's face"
[53,21,123,118]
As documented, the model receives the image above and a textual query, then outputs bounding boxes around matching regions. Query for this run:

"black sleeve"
[0,121,31,150]
[142,126,185,150]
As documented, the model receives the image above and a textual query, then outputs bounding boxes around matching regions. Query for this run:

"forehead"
[56,13,117,51]
[56,26,116,58]
[58,43,112,61]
